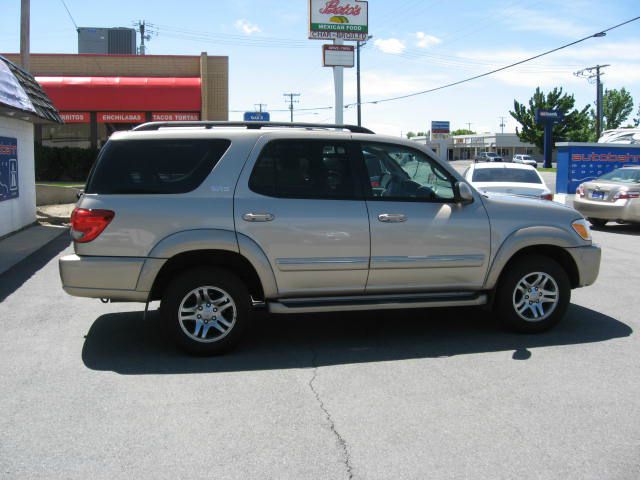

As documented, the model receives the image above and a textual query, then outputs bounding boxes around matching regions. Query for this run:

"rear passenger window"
[85,139,230,194]
[249,140,360,199]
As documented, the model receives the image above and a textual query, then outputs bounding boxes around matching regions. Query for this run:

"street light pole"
[356,41,361,127]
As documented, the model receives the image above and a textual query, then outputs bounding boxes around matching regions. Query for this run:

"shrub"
[35,144,99,182]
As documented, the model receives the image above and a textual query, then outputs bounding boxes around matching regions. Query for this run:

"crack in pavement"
[308,346,354,480]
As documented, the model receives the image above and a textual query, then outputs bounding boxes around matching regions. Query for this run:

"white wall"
[0,116,35,238]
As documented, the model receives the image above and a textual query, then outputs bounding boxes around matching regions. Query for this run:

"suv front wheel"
[160,267,250,355]
[495,255,570,333]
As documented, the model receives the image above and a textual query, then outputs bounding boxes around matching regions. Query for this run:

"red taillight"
[70,208,115,243]
[371,181,380,188]
[540,193,554,201]
[576,185,585,197]
[614,191,640,200]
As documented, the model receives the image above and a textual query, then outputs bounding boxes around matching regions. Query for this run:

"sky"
[1,0,639,136]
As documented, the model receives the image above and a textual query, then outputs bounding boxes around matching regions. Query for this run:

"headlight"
[571,219,592,241]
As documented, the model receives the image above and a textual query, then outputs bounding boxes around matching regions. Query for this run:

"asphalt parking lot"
[1,222,639,479]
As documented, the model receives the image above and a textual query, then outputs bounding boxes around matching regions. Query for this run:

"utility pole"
[499,116,506,134]
[355,36,373,127]
[574,64,610,139]
[466,122,472,132]
[356,41,361,127]
[20,0,30,70]
[135,20,154,55]
[283,93,300,122]
[254,103,267,113]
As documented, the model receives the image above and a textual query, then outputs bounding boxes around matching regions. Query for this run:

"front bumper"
[573,197,640,222]
[59,254,162,302]
[566,244,601,287]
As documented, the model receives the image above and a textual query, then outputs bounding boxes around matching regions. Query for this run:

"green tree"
[510,87,592,152]
[593,87,634,130]
[634,104,640,127]
[406,131,416,139]
[451,129,475,135]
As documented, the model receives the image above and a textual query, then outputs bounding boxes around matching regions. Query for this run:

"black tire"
[588,218,607,228]
[160,267,250,355]
[495,255,570,333]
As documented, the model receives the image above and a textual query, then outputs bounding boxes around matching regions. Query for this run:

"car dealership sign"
[309,0,368,41]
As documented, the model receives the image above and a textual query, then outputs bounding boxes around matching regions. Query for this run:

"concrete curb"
[0,224,69,276]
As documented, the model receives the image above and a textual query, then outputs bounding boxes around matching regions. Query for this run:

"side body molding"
[484,225,581,289]
[136,229,279,299]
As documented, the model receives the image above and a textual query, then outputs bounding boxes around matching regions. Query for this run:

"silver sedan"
[573,166,640,227]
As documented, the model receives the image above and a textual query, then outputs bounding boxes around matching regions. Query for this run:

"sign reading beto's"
[309,0,368,41]
[0,137,19,203]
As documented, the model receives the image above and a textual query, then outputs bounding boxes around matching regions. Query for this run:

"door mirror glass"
[456,182,474,204]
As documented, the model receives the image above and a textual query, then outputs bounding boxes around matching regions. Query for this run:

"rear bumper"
[573,197,639,222]
[59,254,153,302]
[566,244,601,287]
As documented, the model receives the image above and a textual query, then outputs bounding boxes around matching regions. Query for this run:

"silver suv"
[59,122,601,355]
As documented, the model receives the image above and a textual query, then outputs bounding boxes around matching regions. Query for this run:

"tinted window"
[361,142,455,201]
[598,168,640,183]
[85,139,230,194]
[472,168,542,184]
[249,140,359,199]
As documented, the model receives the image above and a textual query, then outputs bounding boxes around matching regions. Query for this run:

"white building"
[412,132,539,161]
[0,56,62,238]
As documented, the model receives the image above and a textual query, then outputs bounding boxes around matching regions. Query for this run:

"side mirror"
[456,182,474,204]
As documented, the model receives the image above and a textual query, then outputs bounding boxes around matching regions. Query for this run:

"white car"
[464,163,553,200]
[512,154,538,168]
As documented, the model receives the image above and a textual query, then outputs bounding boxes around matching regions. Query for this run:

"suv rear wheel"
[496,255,570,333]
[160,267,250,355]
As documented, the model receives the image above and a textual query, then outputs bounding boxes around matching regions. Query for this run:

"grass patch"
[36,181,85,188]
[537,168,557,173]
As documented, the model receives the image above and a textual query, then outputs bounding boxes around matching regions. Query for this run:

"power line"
[59,0,78,30]
[345,15,640,108]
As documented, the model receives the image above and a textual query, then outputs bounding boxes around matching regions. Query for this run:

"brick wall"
[4,53,228,120]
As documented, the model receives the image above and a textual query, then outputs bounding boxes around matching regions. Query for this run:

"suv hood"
[479,192,587,246]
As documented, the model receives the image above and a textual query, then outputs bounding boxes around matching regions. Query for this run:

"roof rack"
[131,121,374,134]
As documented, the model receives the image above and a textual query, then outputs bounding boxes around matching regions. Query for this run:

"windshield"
[598,168,640,184]
[472,168,542,184]
[486,152,498,157]
[521,155,533,160]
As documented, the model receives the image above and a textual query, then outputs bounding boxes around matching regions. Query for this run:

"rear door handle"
[378,213,407,223]
[242,212,275,222]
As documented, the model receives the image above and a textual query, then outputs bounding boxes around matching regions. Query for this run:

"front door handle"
[378,213,407,223]
[242,212,275,222]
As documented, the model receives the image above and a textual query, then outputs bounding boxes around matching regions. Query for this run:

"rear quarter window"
[85,139,231,194]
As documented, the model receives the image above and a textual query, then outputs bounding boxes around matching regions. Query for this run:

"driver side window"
[360,142,456,201]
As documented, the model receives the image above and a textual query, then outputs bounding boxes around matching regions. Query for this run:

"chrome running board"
[268,292,487,314]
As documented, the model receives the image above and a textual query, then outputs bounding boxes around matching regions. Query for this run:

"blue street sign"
[535,109,563,124]
[244,112,270,121]
[0,136,19,203]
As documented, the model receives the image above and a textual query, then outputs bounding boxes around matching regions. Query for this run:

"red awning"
[36,76,201,111]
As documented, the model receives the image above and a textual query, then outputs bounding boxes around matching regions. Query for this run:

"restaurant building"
[2,52,228,150]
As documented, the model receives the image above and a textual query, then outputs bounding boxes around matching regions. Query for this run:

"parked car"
[60,121,600,355]
[512,154,538,168]
[573,166,640,227]
[475,151,503,163]
[464,163,553,200]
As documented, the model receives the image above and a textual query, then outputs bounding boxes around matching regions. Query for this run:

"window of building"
[360,142,456,201]
[85,139,230,194]
[249,140,360,200]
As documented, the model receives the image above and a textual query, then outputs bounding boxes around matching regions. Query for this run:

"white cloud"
[234,19,261,35]
[373,38,406,54]
[415,32,441,49]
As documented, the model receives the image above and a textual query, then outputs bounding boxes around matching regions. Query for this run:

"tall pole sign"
[309,0,368,125]
[535,109,564,169]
